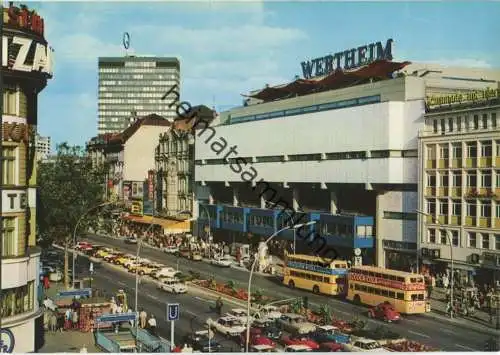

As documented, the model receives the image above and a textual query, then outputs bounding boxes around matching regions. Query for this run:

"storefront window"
[0,282,34,318]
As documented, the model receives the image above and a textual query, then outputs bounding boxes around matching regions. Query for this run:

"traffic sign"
[167,303,180,321]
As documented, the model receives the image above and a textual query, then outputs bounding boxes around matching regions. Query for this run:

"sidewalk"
[39,329,100,353]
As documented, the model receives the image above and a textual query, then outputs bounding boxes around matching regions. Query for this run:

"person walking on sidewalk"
[148,315,157,336]
[139,309,147,329]
[72,309,79,330]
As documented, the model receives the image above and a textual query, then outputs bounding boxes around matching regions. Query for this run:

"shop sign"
[348,272,425,291]
[2,122,35,143]
[5,4,45,36]
[130,201,143,216]
[426,88,500,108]
[2,191,27,213]
[2,35,54,76]
[301,38,394,79]
[0,328,15,353]
[131,181,143,198]
[148,170,154,201]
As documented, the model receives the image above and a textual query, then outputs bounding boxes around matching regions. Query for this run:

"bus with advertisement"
[283,253,348,296]
[346,265,431,314]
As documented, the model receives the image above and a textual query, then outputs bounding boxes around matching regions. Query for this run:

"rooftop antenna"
[123,32,130,57]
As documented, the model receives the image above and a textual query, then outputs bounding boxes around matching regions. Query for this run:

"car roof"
[318,325,338,331]
[252,345,274,350]
[355,338,379,344]
[220,316,239,321]
[286,345,312,350]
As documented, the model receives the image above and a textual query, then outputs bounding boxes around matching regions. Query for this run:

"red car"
[280,335,319,350]
[318,342,343,352]
[75,242,92,252]
[241,329,275,348]
[368,302,401,322]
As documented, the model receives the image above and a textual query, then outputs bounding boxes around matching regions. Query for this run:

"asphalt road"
[83,234,496,351]
[57,249,243,351]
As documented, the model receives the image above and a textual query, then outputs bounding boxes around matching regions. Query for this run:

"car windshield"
[363,342,380,350]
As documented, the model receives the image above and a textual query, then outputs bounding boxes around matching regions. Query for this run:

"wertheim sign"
[2,35,54,76]
[301,38,394,79]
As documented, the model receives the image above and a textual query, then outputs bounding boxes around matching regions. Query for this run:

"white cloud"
[55,33,123,63]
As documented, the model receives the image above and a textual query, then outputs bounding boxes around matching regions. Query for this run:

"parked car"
[250,344,278,352]
[342,337,384,352]
[284,345,313,352]
[280,335,319,350]
[368,302,401,322]
[136,263,160,276]
[182,330,220,353]
[104,252,125,263]
[152,267,181,279]
[178,248,191,258]
[226,308,254,324]
[95,248,114,258]
[309,325,350,345]
[124,237,138,244]
[189,251,203,261]
[157,278,187,294]
[276,314,317,335]
[254,305,282,320]
[211,256,233,267]
[317,342,343,352]
[75,242,93,252]
[240,329,276,348]
[206,316,246,337]
[163,245,179,254]
[252,319,282,340]
[115,255,134,266]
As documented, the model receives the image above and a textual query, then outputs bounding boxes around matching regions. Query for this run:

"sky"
[27,0,500,148]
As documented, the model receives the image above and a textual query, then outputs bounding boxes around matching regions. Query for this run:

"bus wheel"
[288,280,295,288]
[312,285,320,294]
[353,294,361,305]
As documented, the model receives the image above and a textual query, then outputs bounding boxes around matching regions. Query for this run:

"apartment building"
[1,4,53,352]
[98,56,180,134]
[418,89,500,285]
[35,134,51,161]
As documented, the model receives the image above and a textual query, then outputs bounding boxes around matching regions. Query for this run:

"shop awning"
[122,214,190,232]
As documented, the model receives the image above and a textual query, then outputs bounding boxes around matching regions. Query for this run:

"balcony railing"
[496,157,500,168]
[437,215,448,224]
[425,187,436,196]
[478,157,492,167]
[450,216,461,225]
[451,158,462,168]
[495,218,500,229]
[450,187,461,197]
[465,158,477,168]
[437,187,447,197]
[478,217,491,228]
[438,159,448,169]
[426,160,436,169]
[465,216,476,226]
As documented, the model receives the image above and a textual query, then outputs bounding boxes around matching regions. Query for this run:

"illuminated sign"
[301,39,394,79]
[1,122,35,143]
[287,261,347,275]
[2,35,54,76]
[348,272,425,291]
[131,201,143,215]
[147,170,154,201]
[426,88,500,107]
[4,4,45,36]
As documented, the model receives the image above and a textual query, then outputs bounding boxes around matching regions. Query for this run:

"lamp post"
[245,221,316,352]
[416,209,454,318]
[72,201,118,287]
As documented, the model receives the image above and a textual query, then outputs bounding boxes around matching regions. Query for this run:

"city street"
[81,233,497,351]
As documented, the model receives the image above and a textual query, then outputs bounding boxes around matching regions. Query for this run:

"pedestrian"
[139,308,147,329]
[49,312,57,332]
[116,304,123,314]
[57,313,65,332]
[148,315,157,336]
[72,309,79,330]
[215,297,223,316]
[427,282,433,299]
[65,309,72,330]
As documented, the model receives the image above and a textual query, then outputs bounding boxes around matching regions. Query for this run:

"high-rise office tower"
[35,134,51,161]
[97,57,180,134]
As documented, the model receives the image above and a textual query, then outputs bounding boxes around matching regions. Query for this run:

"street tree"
[37,143,107,289]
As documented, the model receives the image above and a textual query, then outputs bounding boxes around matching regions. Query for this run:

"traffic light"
[302,296,309,309]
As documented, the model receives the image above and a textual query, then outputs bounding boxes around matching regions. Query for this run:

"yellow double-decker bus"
[346,265,431,314]
[283,253,348,296]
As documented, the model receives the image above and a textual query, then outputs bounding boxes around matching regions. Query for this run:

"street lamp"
[263,200,303,254]
[72,201,119,287]
[416,209,455,318]
[245,221,316,352]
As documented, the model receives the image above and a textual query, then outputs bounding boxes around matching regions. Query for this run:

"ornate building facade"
[1,4,53,352]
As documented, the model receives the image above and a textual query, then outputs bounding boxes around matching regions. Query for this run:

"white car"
[154,267,180,279]
[157,278,187,294]
[210,256,233,267]
[276,314,317,335]
[225,308,254,324]
[254,305,281,320]
[342,337,385,352]
[163,245,179,254]
[206,316,246,337]
[284,345,312,352]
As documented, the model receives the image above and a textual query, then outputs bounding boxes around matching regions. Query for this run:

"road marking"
[439,328,454,334]
[336,310,350,316]
[408,330,430,338]
[456,344,475,351]
[194,296,212,304]
[185,310,198,316]
[148,295,159,301]
[117,281,126,286]
[404,318,418,323]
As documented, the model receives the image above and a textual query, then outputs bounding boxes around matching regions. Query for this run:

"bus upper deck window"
[397,293,404,300]
[368,272,375,277]
[335,264,341,268]
[397,277,405,282]
[418,294,424,300]
[411,294,418,301]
